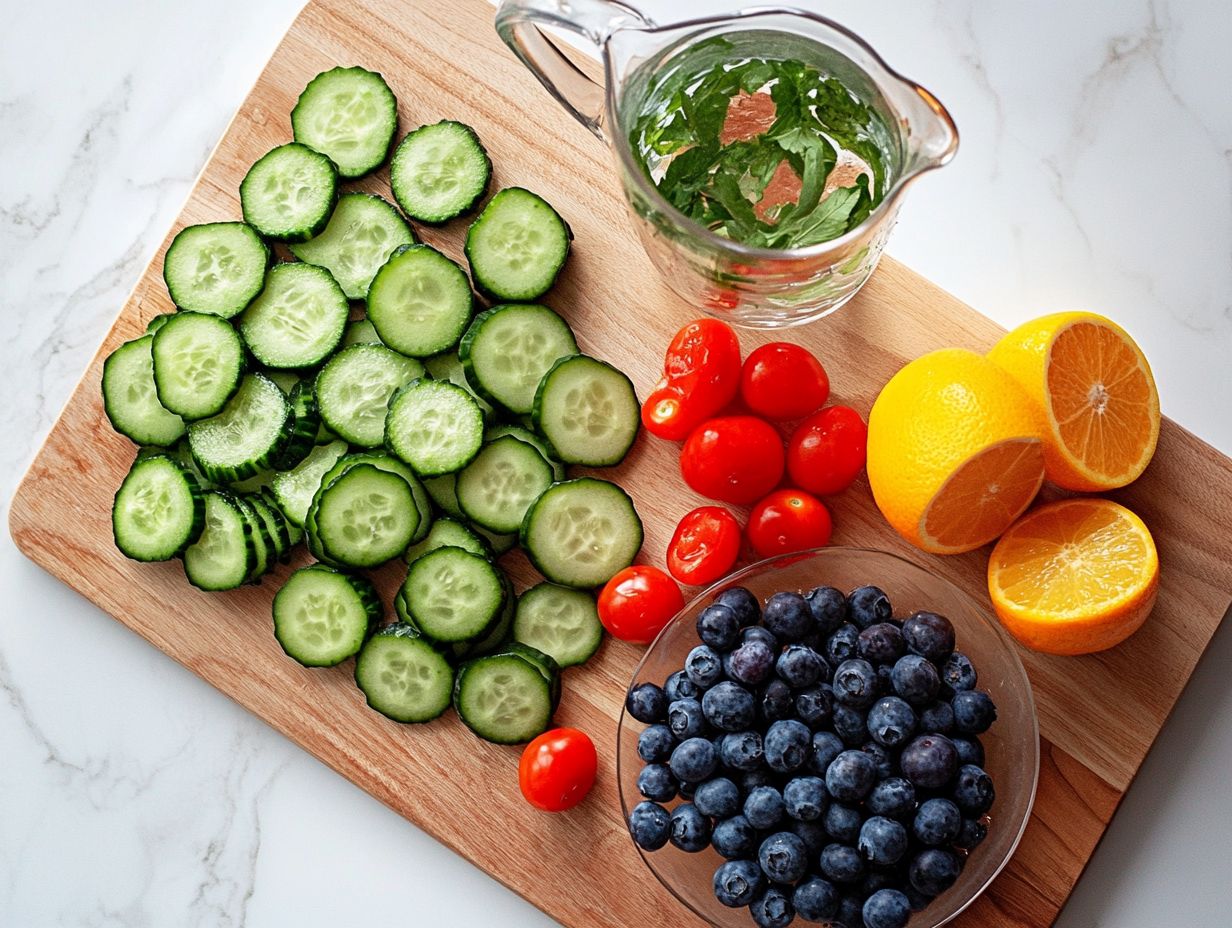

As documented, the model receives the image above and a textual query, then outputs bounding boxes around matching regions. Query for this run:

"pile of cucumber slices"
[103,65,643,745]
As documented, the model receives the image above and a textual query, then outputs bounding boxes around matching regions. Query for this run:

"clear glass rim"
[603,5,959,262]
[615,545,1039,928]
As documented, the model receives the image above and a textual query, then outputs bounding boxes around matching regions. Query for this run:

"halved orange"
[988,498,1159,655]
[988,312,1160,491]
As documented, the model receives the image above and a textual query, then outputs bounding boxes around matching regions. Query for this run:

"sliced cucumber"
[472,523,518,556]
[513,583,603,668]
[265,370,303,394]
[390,120,491,224]
[102,334,186,446]
[404,517,492,564]
[315,344,424,447]
[238,263,348,369]
[315,451,432,545]
[424,351,494,422]
[521,478,643,589]
[290,193,415,300]
[187,373,291,483]
[532,354,639,467]
[247,492,292,563]
[234,495,273,582]
[112,454,204,561]
[269,379,320,471]
[270,439,348,528]
[183,491,256,591]
[366,244,473,357]
[145,312,175,334]
[149,312,244,422]
[342,316,381,347]
[455,434,553,534]
[240,142,339,242]
[163,222,269,318]
[355,624,453,723]
[486,423,565,481]
[458,303,577,415]
[384,379,484,477]
[400,546,505,644]
[424,472,463,518]
[291,66,397,179]
[453,648,555,744]
[465,188,571,301]
[468,573,516,656]
[273,565,380,667]
[313,463,419,568]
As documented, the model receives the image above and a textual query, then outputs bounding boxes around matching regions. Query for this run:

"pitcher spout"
[888,77,960,177]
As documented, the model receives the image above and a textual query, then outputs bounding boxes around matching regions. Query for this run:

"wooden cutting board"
[11,0,1232,924]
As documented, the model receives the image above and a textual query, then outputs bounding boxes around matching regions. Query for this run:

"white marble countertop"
[2,1,1229,925]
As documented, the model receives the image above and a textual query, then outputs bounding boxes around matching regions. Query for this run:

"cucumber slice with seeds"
[238,263,348,368]
[290,193,415,300]
[424,351,495,422]
[234,495,273,582]
[400,546,505,644]
[274,565,380,667]
[150,311,245,421]
[521,478,643,589]
[270,439,348,528]
[513,582,603,668]
[248,492,292,563]
[390,120,491,224]
[424,472,464,518]
[472,523,519,556]
[269,379,320,471]
[163,222,269,318]
[465,188,571,301]
[183,491,256,591]
[240,142,339,242]
[367,244,473,357]
[187,373,291,483]
[355,624,453,723]
[313,463,419,568]
[404,517,492,564]
[102,334,186,447]
[112,454,205,561]
[532,354,640,467]
[459,303,577,415]
[453,648,554,744]
[315,451,432,545]
[486,423,565,481]
[291,67,398,179]
[145,313,174,334]
[456,434,554,534]
[342,316,382,347]
[384,379,485,477]
[315,344,424,447]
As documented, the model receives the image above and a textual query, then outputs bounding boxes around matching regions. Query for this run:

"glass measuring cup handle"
[494,0,653,140]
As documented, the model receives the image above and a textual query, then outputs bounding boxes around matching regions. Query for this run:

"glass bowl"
[616,547,1039,927]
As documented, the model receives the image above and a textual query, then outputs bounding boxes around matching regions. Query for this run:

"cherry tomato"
[641,319,742,441]
[786,405,868,495]
[747,489,833,558]
[598,566,685,644]
[518,727,598,812]
[667,506,742,586]
[739,342,830,420]
[680,416,785,505]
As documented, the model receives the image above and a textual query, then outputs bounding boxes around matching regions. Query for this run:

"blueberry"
[825,623,860,666]
[900,734,958,789]
[863,888,912,928]
[667,697,707,740]
[783,775,827,822]
[664,669,700,702]
[726,639,775,685]
[678,779,698,800]
[792,875,839,921]
[825,749,877,802]
[750,886,794,928]
[805,585,848,635]
[862,870,899,897]
[686,644,724,689]
[701,680,756,731]
[823,801,862,842]
[719,730,765,771]
[957,817,988,850]
[759,678,795,723]
[625,682,667,723]
[847,585,892,628]
[858,622,906,664]
[636,763,677,802]
[716,586,761,627]
[913,797,962,846]
[669,736,718,783]
[875,662,895,697]
[832,703,868,746]
[952,735,985,768]
[764,719,811,773]
[904,884,935,911]
[697,603,742,651]
[867,696,917,748]
[788,818,829,855]
[713,858,765,908]
[636,723,676,763]
[909,848,961,897]
[832,658,880,710]
[743,625,778,648]
[941,651,977,692]
[857,815,908,866]
[628,800,671,850]
[744,785,786,829]
[919,699,955,735]
[952,690,997,735]
[836,894,864,928]
[740,767,774,794]
[795,684,834,728]
[809,730,845,775]
[763,591,813,641]
[712,814,759,859]
[694,776,741,818]
[669,802,712,852]
[860,741,895,779]
[776,643,825,687]
[818,843,866,884]
[890,654,941,706]
[758,831,809,884]
[866,777,916,820]
[952,764,995,816]
[902,611,956,662]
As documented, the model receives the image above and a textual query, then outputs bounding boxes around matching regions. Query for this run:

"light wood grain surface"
[10,0,1232,925]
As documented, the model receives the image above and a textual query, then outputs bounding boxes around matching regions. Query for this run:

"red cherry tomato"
[739,342,830,420]
[667,506,742,586]
[518,728,598,812]
[641,319,742,440]
[786,405,868,495]
[747,489,833,558]
[680,416,785,505]
[598,566,685,644]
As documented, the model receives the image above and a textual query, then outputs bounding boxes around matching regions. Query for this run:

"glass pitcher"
[495,0,958,328]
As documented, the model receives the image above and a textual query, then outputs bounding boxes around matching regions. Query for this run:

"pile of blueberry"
[624,584,997,928]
